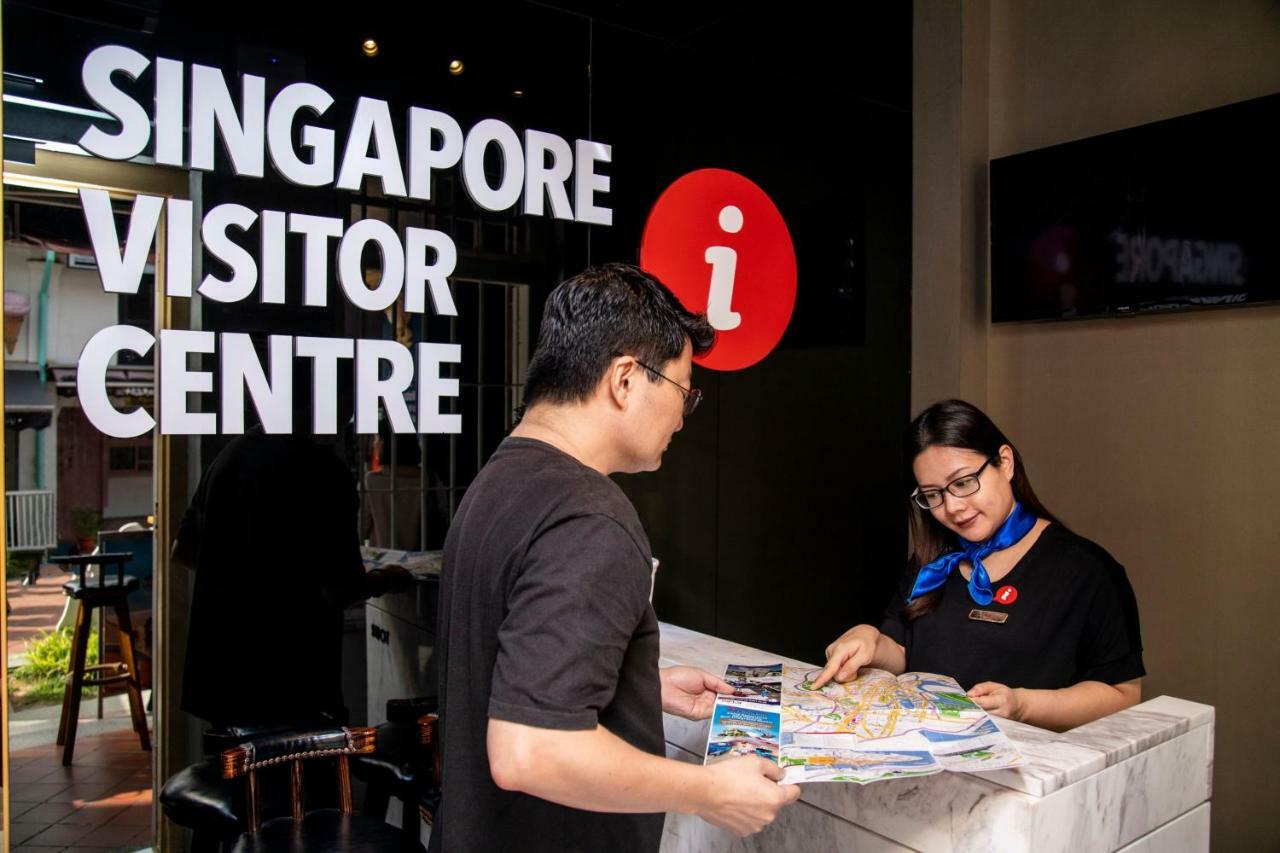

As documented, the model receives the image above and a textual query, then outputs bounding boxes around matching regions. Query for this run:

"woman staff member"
[814,399,1144,731]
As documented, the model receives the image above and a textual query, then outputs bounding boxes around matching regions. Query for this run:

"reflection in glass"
[4,182,157,847]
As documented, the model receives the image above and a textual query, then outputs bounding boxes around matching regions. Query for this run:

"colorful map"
[703,663,1024,784]
[780,665,1024,783]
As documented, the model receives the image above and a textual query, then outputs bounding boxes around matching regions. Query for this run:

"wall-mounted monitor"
[990,93,1280,322]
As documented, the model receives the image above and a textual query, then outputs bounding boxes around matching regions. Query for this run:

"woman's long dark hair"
[903,399,1058,621]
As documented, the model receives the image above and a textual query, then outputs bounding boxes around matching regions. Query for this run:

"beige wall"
[916,0,1280,847]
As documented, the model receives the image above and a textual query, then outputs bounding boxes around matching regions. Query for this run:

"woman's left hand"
[967,681,1026,721]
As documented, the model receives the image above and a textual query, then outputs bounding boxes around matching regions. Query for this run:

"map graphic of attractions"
[702,663,1024,784]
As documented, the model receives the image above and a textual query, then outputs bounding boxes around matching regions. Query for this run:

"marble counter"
[658,623,1212,853]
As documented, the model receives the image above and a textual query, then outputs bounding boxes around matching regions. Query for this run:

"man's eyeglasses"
[910,458,997,510]
[631,358,703,417]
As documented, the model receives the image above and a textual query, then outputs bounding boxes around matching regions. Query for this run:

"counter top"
[659,623,1213,852]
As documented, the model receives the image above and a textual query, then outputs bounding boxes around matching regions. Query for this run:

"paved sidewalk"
[9,693,146,754]
[7,565,71,664]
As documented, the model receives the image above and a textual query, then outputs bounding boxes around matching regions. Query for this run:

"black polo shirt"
[880,523,1145,690]
[431,438,665,853]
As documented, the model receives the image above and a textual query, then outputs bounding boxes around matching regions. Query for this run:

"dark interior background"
[4,0,911,664]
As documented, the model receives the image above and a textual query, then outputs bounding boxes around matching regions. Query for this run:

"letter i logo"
[641,169,796,371]
[705,205,743,331]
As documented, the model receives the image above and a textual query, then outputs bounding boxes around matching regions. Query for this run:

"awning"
[3,369,55,409]
[49,363,153,393]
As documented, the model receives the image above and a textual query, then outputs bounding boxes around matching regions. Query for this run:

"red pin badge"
[995,585,1018,606]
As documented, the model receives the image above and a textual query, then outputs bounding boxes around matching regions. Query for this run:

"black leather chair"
[222,726,424,853]
[352,697,441,846]
[160,718,339,852]
[160,757,241,851]
[162,706,442,852]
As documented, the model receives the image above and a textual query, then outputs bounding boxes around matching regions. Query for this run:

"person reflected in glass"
[172,370,411,731]
[813,399,1144,731]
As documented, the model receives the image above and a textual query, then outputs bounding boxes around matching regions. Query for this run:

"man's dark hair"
[522,263,715,407]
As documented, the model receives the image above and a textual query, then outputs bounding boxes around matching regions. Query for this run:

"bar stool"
[50,552,151,765]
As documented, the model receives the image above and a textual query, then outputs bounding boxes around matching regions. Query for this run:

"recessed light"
[448,59,464,75]
[362,39,379,58]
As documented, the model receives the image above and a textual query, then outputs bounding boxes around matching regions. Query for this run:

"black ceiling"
[4,0,908,117]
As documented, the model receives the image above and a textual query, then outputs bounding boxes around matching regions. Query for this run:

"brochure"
[360,546,442,578]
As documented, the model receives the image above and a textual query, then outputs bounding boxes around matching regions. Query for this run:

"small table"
[49,552,151,764]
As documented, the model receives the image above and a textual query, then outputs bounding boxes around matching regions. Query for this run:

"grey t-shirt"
[430,437,665,853]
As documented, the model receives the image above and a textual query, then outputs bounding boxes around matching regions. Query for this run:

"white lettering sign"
[72,44,614,437]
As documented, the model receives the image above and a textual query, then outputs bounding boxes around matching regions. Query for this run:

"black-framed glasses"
[632,357,703,417]
[910,458,997,510]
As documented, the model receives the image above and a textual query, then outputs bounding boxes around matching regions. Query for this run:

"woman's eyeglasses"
[910,457,997,510]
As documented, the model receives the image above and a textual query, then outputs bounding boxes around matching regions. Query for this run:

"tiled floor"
[8,728,153,852]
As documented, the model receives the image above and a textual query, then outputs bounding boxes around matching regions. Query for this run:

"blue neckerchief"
[908,502,1038,606]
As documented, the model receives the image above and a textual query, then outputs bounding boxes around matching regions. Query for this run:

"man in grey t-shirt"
[431,264,799,852]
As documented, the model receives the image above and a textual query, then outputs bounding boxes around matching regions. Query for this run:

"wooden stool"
[50,552,151,765]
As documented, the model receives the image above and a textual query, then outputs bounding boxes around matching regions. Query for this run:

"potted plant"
[71,507,102,554]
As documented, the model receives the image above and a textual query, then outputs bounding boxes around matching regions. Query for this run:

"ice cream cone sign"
[4,292,31,354]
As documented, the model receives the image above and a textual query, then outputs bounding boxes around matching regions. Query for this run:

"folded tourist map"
[703,663,1025,784]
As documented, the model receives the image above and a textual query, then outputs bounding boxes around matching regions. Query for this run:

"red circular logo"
[640,169,796,371]
[995,585,1019,606]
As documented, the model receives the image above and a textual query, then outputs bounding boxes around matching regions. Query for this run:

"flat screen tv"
[990,93,1280,322]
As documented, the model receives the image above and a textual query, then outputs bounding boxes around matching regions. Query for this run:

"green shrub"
[8,627,99,708]
[5,552,38,581]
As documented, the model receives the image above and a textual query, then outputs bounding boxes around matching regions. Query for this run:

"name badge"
[968,609,1009,624]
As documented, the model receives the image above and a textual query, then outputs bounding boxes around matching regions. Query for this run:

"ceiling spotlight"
[362,39,379,58]
[512,89,524,98]
[448,59,464,75]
